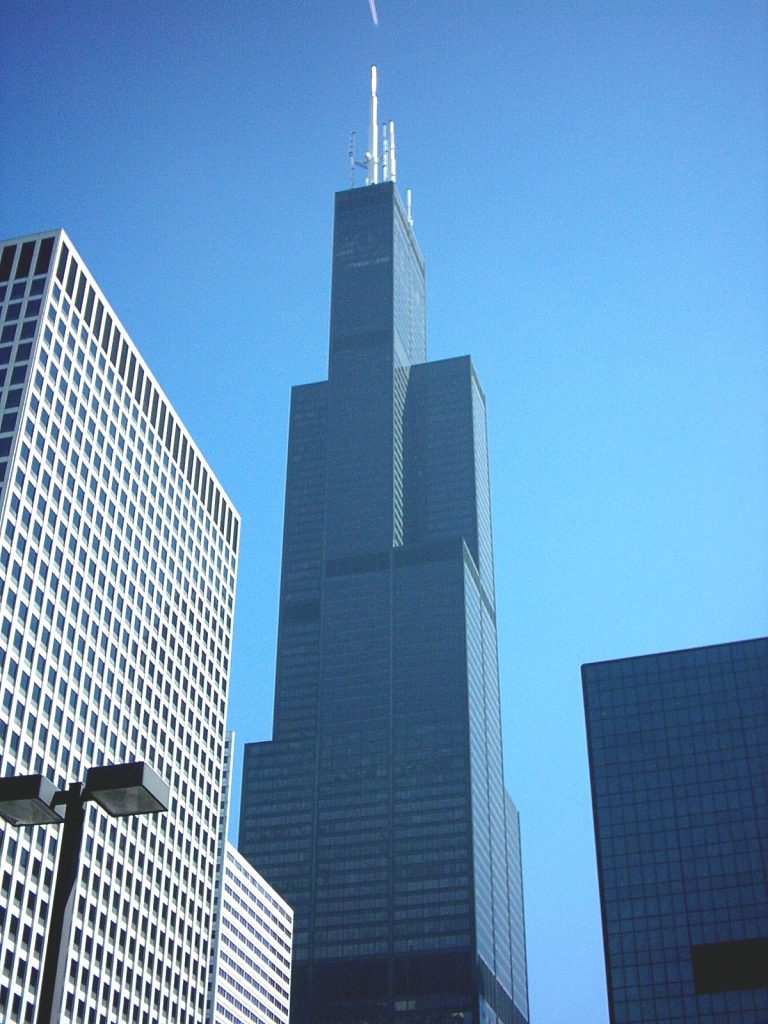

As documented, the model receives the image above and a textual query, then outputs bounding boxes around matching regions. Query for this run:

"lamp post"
[0,762,169,1024]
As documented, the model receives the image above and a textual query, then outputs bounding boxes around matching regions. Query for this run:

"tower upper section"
[328,182,426,379]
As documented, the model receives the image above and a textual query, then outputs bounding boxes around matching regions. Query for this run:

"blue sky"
[2,2,766,1021]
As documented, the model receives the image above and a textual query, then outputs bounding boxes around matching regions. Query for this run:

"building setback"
[208,734,293,1024]
[583,637,768,1024]
[239,88,529,1023]
[0,231,239,1023]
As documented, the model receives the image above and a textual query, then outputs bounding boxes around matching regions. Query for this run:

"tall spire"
[369,65,379,184]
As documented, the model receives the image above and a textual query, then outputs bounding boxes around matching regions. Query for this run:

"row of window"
[41,297,235,597]
[50,238,239,550]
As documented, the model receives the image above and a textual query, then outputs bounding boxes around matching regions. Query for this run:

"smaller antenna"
[389,120,397,182]
[382,123,389,182]
[349,132,357,187]
[406,188,413,226]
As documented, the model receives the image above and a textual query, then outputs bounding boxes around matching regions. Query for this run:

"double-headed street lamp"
[0,762,169,1024]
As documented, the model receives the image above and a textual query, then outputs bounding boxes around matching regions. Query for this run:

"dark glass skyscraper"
[239,178,529,1024]
[583,638,768,1024]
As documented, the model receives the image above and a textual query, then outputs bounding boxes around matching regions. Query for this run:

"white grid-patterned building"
[207,734,293,1024]
[0,230,240,1024]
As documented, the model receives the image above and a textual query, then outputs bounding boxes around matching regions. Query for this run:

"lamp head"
[84,762,169,818]
[0,775,65,826]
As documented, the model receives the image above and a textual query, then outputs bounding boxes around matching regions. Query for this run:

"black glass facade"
[240,182,528,1024]
[583,638,768,1024]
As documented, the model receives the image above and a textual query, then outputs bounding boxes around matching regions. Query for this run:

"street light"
[0,762,169,1024]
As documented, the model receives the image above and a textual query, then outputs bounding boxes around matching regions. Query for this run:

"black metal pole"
[35,782,86,1024]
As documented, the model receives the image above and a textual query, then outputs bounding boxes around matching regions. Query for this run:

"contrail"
[368,0,379,25]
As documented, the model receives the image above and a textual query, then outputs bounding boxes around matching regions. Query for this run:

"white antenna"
[382,122,389,182]
[389,120,397,182]
[368,65,380,184]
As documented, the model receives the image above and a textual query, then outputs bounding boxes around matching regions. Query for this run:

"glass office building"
[0,232,239,1023]
[239,180,529,1024]
[583,638,768,1024]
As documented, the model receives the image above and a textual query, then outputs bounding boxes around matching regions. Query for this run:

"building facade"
[0,231,239,1023]
[583,638,768,1024]
[239,176,529,1024]
[208,734,293,1024]
[208,842,293,1024]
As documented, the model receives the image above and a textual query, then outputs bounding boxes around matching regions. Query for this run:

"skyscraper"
[239,71,529,1024]
[0,231,239,1023]
[583,638,768,1024]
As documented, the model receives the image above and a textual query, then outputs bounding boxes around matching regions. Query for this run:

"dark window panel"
[65,261,77,298]
[34,237,54,276]
[84,286,95,326]
[74,274,86,313]
[126,351,136,390]
[16,242,34,279]
[692,939,768,994]
[0,245,17,282]
[117,338,128,376]
[5,387,23,409]
[204,472,213,515]
[184,444,195,486]
[141,374,151,416]
[93,300,104,337]
[134,362,144,401]
[156,399,166,437]
[55,243,69,283]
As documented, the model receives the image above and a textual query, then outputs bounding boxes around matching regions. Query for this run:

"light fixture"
[84,761,170,817]
[0,774,65,826]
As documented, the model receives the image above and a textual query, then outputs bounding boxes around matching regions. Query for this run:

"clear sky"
[2,2,766,1021]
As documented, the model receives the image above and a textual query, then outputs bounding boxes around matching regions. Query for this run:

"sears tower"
[240,69,529,1024]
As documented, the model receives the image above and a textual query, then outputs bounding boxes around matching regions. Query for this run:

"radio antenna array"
[349,66,399,187]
